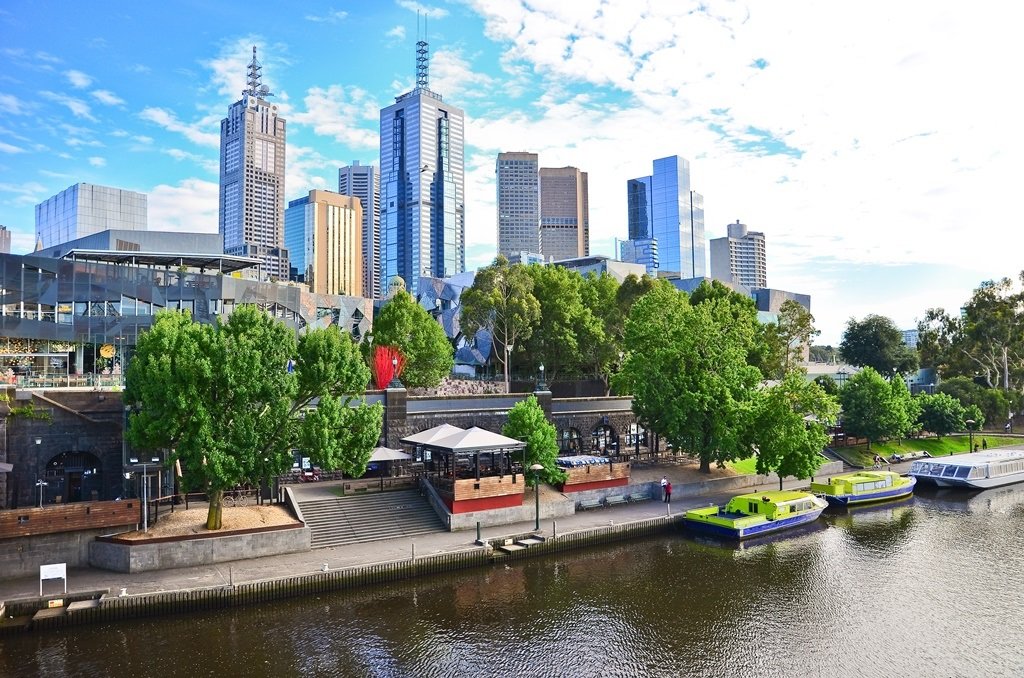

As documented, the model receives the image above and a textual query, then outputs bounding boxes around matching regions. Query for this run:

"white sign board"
[39,562,67,596]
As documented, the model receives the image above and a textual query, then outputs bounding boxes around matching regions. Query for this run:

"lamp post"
[966,419,975,455]
[505,343,514,393]
[537,363,546,391]
[529,463,544,531]
[836,368,848,388]
[36,479,48,507]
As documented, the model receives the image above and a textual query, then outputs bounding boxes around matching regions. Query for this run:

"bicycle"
[222,487,249,508]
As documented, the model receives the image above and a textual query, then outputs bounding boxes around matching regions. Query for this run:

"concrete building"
[35,183,147,250]
[540,166,589,261]
[710,220,767,289]
[552,255,647,284]
[285,190,363,297]
[219,46,289,281]
[623,156,705,278]
[0,225,11,254]
[338,161,380,299]
[496,152,541,258]
[380,38,465,295]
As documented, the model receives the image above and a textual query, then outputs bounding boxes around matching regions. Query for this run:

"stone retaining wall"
[0,526,134,578]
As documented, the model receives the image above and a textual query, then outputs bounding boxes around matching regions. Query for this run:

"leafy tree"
[688,279,769,377]
[460,256,540,388]
[840,315,918,375]
[372,289,454,388]
[579,271,624,392]
[520,264,602,381]
[752,371,839,489]
[776,300,819,375]
[809,345,839,363]
[616,280,762,473]
[502,395,566,486]
[813,374,840,396]
[885,375,920,442]
[839,367,894,450]
[125,307,381,530]
[916,392,966,439]
[964,404,984,432]
[936,377,1010,428]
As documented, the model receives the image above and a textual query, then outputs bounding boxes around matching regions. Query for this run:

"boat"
[810,470,916,506]
[682,490,828,539]
[908,449,1024,489]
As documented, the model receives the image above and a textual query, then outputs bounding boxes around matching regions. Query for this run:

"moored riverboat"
[810,470,916,506]
[908,450,1024,489]
[683,490,827,539]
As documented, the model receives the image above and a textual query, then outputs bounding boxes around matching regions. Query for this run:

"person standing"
[665,481,672,504]
[982,438,988,450]
[660,476,668,502]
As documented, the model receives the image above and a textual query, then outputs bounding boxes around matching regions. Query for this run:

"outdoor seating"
[627,492,649,503]
[577,498,603,510]
[604,494,627,507]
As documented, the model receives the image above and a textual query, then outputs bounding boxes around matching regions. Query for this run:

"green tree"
[937,377,1009,428]
[502,395,566,486]
[776,300,819,376]
[839,367,893,450]
[687,279,769,377]
[885,376,920,442]
[521,264,603,381]
[813,374,840,396]
[616,280,762,473]
[579,271,623,392]
[460,256,540,389]
[809,345,839,363]
[372,289,454,388]
[752,371,839,489]
[840,315,918,375]
[125,307,381,530]
[916,392,966,439]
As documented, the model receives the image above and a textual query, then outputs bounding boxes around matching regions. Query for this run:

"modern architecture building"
[540,166,589,261]
[35,183,147,250]
[284,190,363,297]
[552,255,646,284]
[379,38,465,295]
[622,156,705,278]
[710,220,767,289]
[338,161,380,299]
[0,225,11,254]
[496,152,541,258]
[618,238,658,273]
[34,229,222,261]
[219,46,289,281]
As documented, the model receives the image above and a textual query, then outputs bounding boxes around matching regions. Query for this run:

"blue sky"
[1,1,1021,344]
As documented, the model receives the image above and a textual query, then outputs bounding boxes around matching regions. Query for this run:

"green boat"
[683,490,828,539]
[810,470,916,506]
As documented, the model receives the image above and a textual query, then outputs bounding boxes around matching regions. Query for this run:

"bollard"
[119,587,127,597]
[552,520,557,539]
[476,521,481,543]
[412,543,416,561]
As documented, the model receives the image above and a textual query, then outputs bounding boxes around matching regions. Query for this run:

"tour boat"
[810,470,916,506]
[908,450,1024,489]
[682,490,828,539]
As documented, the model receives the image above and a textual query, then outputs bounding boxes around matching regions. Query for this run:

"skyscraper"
[623,156,705,278]
[710,220,767,289]
[540,166,589,261]
[0,225,12,254]
[284,190,363,297]
[219,46,289,281]
[496,152,540,258]
[338,161,380,299]
[35,183,147,250]
[379,38,464,294]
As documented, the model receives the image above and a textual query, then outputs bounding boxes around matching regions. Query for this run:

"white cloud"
[88,156,106,167]
[200,36,290,101]
[0,181,48,205]
[110,129,130,137]
[397,1,448,19]
[139,107,219,147]
[132,135,153,145]
[305,10,348,23]
[0,93,30,115]
[386,26,406,41]
[65,69,93,89]
[163,147,217,174]
[289,85,379,148]
[147,178,219,233]
[429,49,496,100]
[66,137,103,148]
[91,89,125,106]
[39,90,97,121]
[0,140,24,153]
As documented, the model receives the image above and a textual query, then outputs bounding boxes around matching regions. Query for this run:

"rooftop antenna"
[244,45,274,100]
[416,12,429,89]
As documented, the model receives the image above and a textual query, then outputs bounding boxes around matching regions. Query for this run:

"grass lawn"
[832,435,1018,468]
[728,456,759,475]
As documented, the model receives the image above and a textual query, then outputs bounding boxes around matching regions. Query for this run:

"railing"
[5,374,125,389]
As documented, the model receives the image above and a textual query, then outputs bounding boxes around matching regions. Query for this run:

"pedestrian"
[665,481,672,504]
[982,438,988,450]
[660,475,668,501]
[1005,422,1012,433]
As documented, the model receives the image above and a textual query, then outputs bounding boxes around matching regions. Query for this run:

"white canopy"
[425,426,526,453]
[400,423,466,445]
[0,462,12,473]
[369,447,412,462]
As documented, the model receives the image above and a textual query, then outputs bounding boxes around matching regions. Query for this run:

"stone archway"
[560,427,582,455]
[590,424,617,454]
[44,451,103,503]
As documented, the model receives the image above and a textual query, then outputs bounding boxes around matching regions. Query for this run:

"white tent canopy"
[425,426,526,453]
[369,447,412,462]
[400,423,466,446]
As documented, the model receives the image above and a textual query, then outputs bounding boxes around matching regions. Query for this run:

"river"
[3,485,1023,678]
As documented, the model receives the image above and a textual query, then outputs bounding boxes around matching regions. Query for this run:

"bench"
[628,492,649,503]
[577,498,603,510]
[604,494,627,507]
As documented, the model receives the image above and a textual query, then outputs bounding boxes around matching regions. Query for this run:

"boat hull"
[683,507,825,540]
[930,473,1024,490]
[823,477,917,506]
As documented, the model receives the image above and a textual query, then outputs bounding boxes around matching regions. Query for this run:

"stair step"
[497,543,528,554]
[297,488,445,549]
[517,537,545,547]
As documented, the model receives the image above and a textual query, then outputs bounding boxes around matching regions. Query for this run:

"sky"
[1,0,1021,344]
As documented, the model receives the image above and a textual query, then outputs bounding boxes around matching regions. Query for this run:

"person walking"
[665,481,672,504]
[982,438,988,450]
[660,476,668,502]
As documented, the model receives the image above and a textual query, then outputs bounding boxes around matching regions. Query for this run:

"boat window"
[955,466,971,478]
[884,476,893,487]
[968,467,984,480]
[942,466,958,478]
[748,502,758,513]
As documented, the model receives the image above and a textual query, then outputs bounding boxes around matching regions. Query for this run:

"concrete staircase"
[298,489,446,549]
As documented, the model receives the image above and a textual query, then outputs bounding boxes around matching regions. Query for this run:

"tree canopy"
[371,289,454,388]
[840,314,918,375]
[839,367,897,450]
[520,264,602,381]
[916,392,966,439]
[502,395,566,486]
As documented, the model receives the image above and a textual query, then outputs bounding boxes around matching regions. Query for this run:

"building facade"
[285,190,363,297]
[338,161,380,299]
[35,183,147,250]
[0,225,11,254]
[623,156,705,278]
[710,220,767,289]
[496,152,541,258]
[540,166,589,261]
[379,39,465,295]
[219,47,289,281]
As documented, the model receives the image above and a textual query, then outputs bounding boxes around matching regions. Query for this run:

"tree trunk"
[779,476,784,491]
[206,489,223,530]
[699,456,711,473]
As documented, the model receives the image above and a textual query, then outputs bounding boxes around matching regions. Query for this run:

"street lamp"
[836,368,848,388]
[36,479,48,507]
[505,343,514,393]
[966,419,976,455]
[537,363,546,391]
[529,463,544,531]
[388,356,403,388]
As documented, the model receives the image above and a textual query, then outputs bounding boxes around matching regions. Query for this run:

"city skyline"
[0,2,1019,343]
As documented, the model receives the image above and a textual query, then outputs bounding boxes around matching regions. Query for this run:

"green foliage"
[813,374,839,396]
[502,395,566,486]
[686,279,765,375]
[915,392,966,438]
[885,376,920,441]
[617,280,762,473]
[521,264,603,380]
[839,367,895,450]
[840,314,918,375]
[809,345,839,363]
[752,371,839,486]
[835,435,1017,466]
[299,394,382,478]
[371,289,454,388]
[937,377,1010,427]
[8,402,53,421]
[579,272,622,389]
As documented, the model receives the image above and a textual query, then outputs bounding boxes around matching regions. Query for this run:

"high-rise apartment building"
[284,190,363,297]
[0,225,11,254]
[34,183,147,250]
[496,152,541,258]
[540,166,589,261]
[219,47,289,281]
[379,39,464,295]
[338,161,380,299]
[710,220,767,289]
[623,156,705,278]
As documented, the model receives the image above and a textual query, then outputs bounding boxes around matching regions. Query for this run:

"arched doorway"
[591,424,617,454]
[44,451,103,503]
[560,427,581,455]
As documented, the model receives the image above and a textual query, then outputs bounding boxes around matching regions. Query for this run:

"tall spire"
[243,45,274,101]
[416,13,429,89]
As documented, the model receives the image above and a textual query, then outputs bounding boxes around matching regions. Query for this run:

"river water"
[3,485,1023,678]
